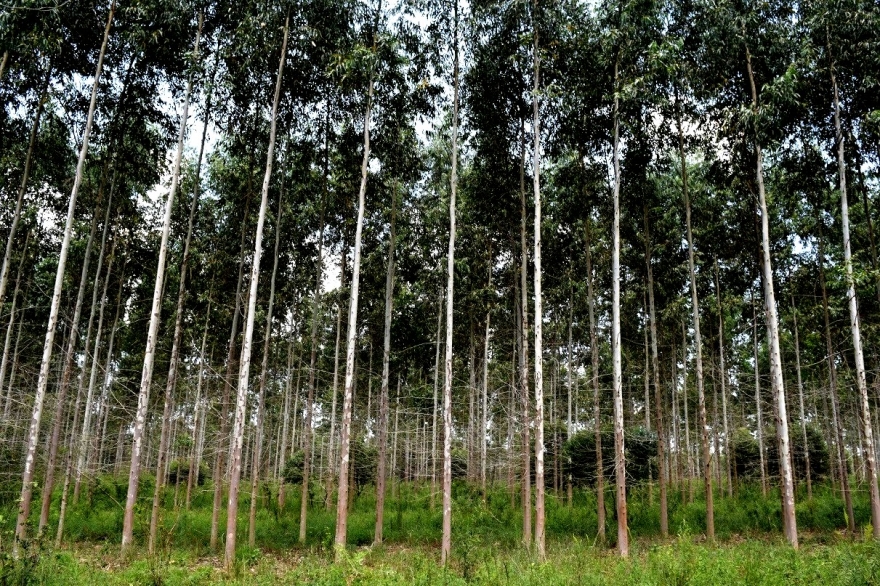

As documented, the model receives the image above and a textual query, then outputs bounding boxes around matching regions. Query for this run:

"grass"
[2,477,879,584]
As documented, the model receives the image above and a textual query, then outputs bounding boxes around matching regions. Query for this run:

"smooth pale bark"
[248,190,284,547]
[36,163,105,537]
[714,259,733,498]
[519,125,532,549]
[121,12,198,551]
[752,297,767,497]
[831,65,880,538]
[441,0,460,565]
[0,51,7,79]
[18,4,114,536]
[300,204,325,539]
[586,220,605,542]
[374,183,397,544]
[680,128,714,540]
[211,193,250,551]
[334,10,376,549]
[746,46,797,547]
[225,18,288,569]
[819,208,857,533]
[0,67,49,308]
[148,21,205,550]
[791,292,811,500]
[325,300,342,509]
[430,288,442,511]
[531,17,546,560]
[481,281,491,502]
[644,210,668,537]
[187,303,211,510]
[73,204,117,502]
[682,323,693,502]
[610,58,628,557]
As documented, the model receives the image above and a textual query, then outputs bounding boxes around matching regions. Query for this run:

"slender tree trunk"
[831,64,880,538]
[300,193,326,539]
[819,212,856,533]
[482,274,491,503]
[791,292,811,500]
[714,258,733,498]
[610,57,628,557]
[644,209,668,537]
[248,187,284,547]
[211,194,251,551]
[680,124,713,539]
[36,172,107,540]
[518,123,532,550]
[746,45,797,547]
[225,18,288,568]
[121,12,198,551]
[431,287,442,511]
[586,220,604,543]
[187,303,212,510]
[374,180,397,544]
[531,14,546,560]
[752,296,767,497]
[326,301,342,509]
[440,0,460,565]
[334,2,378,547]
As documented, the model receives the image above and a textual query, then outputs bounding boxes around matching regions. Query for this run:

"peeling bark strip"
[122,14,201,552]
[225,16,289,569]
[15,3,115,550]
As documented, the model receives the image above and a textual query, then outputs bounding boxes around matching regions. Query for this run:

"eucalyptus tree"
[15,2,115,547]
[697,0,800,547]
[121,4,204,551]
[225,10,289,569]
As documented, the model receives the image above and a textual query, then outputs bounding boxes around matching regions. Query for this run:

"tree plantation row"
[1,0,879,572]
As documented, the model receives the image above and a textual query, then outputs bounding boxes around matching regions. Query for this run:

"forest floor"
[3,479,880,584]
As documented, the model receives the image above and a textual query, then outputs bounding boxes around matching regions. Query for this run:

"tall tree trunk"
[187,303,212,510]
[819,210,857,533]
[441,0,460,565]
[531,12,546,560]
[225,17,288,568]
[644,209,667,537]
[148,19,206,551]
[610,57,628,557]
[211,193,251,551]
[121,12,198,551]
[518,123,531,550]
[431,287,443,511]
[746,45,797,547]
[790,292,811,500]
[586,220,604,543]
[73,199,117,502]
[374,181,397,544]
[752,295,767,497]
[481,265,491,503]
[326,299,343,509]
[831,63,880,538]
[713,258,733,498]
[334,0,378,548]
[300,205,327,542]
[679,122,713,539]
[248,188,284,547]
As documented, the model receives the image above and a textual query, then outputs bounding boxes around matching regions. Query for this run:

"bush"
[167,459,208,486]
[563,426,658,488]
[282,451,305,485]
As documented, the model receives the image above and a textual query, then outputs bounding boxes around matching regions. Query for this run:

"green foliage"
[731,425,830,481]
[281,451,305,485]
[563,427,658,488]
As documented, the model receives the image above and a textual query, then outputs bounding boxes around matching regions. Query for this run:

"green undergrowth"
[1,478,878,583]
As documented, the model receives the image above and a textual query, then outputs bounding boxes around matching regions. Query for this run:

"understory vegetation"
[2,481,880,584]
